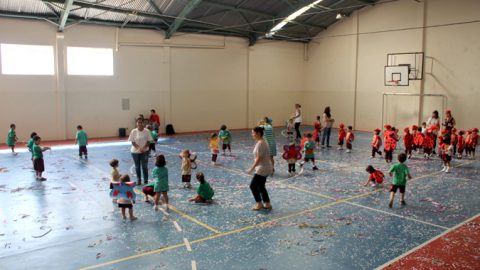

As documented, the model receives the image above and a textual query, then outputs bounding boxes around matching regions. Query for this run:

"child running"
[300,133,319,171]
[32,135,51,181]
[219,124,232,155]
[180,149,192,188]
[188,172,214,203]
[75,125,88,159]
[209,133,220,165]
[371,128,382,158]
[364,165,385,187]
[337,123,346,150]
[388,153,412,208]
[6,123,18,154]
[346,126,354,153]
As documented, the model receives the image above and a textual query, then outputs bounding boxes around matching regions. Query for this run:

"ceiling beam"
[147,0,170,27]
[202,0,275,18]
[165,0,203,38]
[58,0,74,31]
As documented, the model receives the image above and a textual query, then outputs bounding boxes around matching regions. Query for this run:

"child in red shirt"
[412,125,424,153]
[337,123,346,150]
[364,165,384,187]
[312,116,322,148]
[346,126,354,153]
[451,128,458,156]
[423,128,435,158]
[384,124,395,163]
[469,128,478,158]
[403,127,413,159]
[371,128,382,158]
[457,130,465,159]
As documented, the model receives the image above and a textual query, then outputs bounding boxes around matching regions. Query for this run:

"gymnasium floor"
[0,128,479,270]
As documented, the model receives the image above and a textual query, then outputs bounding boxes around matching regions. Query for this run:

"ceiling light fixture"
[336,13,344,19]
[267,0,323,37]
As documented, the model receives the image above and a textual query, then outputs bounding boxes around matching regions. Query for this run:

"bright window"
[0,44,55,75]
[67,47,113,76]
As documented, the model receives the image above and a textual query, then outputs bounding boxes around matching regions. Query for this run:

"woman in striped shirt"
[260,117,277,175]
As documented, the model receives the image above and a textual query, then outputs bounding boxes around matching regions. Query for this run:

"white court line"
[158,207,170,216]
[173,221,182,232]
[183,238,192,252]
[345,201,448,230]
[374,213,480,270]
[191,260,197,270]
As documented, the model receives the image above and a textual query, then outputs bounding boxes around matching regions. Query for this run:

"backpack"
[166,124,175,135]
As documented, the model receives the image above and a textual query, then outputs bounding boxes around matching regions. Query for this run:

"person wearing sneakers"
[300,133,319,171]
[247,126,273,211]
[440,135,453,173]
[388,153,412,208]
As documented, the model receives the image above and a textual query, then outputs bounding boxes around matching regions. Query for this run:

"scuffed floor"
[0,128,478,270]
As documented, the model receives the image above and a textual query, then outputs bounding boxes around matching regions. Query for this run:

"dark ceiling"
[0,0,380,45]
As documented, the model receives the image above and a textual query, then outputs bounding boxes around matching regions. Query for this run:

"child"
[286,118,294,143]
[209,133,220,165]
[420,122,427,135]
[300,133,308,150]
[441,136,453,172]
[364,165,385,187]
[403,127,414,159]
[152,155,169,210]
[282,142,302,176]
[219,124,232,155]
[180,149,192,188]
[457,130,465,159]
[412,125,424,153]
[383,124,395,163]
[469,128,478,158]
[27,132,38,162]
[32,136,50,181]
[6,123,18,154]
[312,116,322,147]
[423,128,435,158]
[114,174,137,221]
[189,172,214,203]
[388,153,412,208]
[346,126,354,153]
[75,125,88,159]
[465,129,473,157]
[300,133,319,171]
[147,125,157,154]
[337,123,346,150]
[109,159,120,194]
[451,128,458,156]
[371,128,382,158]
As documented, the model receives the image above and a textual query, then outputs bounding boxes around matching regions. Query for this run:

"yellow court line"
[168,205,221,234]
[79,189,376,270]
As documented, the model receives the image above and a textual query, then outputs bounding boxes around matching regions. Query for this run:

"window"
[1,44,55,75]
[67,47,113,76]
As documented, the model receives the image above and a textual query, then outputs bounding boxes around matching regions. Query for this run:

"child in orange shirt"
[337,123,346,150]
[423,128,435,158]
[457,130,465,159]
[403,127,414,159]
[469,128,478,158]
[384,124,395,163]
[451,128,458,156]
[412,125,424,153]
[364,165,385,187]
[346,126,354,153]
[371,128,382,158]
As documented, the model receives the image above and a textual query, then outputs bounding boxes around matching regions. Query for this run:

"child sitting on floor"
[364,165,384,187]
[188,172,214,203]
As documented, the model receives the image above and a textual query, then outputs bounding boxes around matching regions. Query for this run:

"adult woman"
[321,106,335,148]
[260,117,277,175]
[128,118,152,185]
[247,126,273,211]
[293,104,302,140]
[427,110,441,154]
[443,110,456,132]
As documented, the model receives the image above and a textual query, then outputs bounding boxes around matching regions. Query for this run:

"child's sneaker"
[337,147,343,150]
[400,200,406,206]
[187,183,192,189]
[445,167,450,173]
[130,216,138,221]
[312,166,319,171]
[153,205,159,211]
[346,149,351,153]
[388,200,393,208]
[441,166,446,172]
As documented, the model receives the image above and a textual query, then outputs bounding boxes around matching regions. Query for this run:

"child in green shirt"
[388,153,412,208]
[32,136,51,181]
[6,123,18,154]
[147,125,157,155]
[219,124,232,155]
[189,172,214,204]
[75,125,88,159]
[300,133,319,171]
[27,132,38,161]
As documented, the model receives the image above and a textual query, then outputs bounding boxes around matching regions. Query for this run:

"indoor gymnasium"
[0,0,479,269]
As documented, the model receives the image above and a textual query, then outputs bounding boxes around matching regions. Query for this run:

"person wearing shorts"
[388,153,412,208]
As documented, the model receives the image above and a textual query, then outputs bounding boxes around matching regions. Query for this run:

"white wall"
[0,19,306,142]
[305,0,480,131]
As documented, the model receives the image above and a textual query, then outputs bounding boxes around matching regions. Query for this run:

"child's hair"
[459,130,465,135]
[443,135,451,145]
[391,126,396,131]
[10,123,15,128]
[156,155,166,167]
[182,149,191,157]
[77,125,82,130]
[30,132,38,138]
[398,153,407,163]
[211,133,218,138]
[120,174,130,183]
[264,117,272,124]
[366,165,375,174]
[348,126,353,130]
[109,159,119,167]
[422,122,427,126]
[196,172,205,184]
[33,135,41,142]
[220,124,227,130]
[316,115,321,120]
[306,133,313,138]
[151,109,156,113]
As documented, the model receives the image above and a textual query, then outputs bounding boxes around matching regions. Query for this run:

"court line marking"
[183,238,192,252]
[374,213,480,270]
[191,260,197,270]
[173,221,182,232]
[168,205,221,234]
[79,190,376,270]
